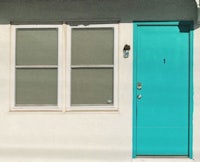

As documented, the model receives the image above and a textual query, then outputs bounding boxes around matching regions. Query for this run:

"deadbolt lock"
[137,82,142,90]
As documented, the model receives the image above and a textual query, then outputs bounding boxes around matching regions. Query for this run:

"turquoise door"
[134,22,192,156]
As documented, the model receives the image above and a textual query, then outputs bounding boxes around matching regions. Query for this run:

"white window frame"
[10,25,63,111]
[10,24,118,112]
[66,24,119,111]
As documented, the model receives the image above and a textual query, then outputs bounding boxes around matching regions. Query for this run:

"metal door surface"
[134,23,191,156]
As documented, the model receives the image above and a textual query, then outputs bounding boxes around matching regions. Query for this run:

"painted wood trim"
[16,65,58,69]
[66,24,119,111]
[71,65,114,68]
[189,24,194,159]
[10,23,119,112]
[10,25,63,111]
[132,22,138,158]
[65,24,71,110]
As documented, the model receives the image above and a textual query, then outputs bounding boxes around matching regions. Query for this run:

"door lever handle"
[137,94,142,99]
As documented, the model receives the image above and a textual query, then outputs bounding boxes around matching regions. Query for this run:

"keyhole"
[163,58,166,64]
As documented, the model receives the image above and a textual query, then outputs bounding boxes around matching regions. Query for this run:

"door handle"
[137,94,142,99]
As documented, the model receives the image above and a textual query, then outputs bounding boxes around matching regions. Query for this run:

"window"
[11,25,62,110]
[68,25,118,110]
[11,24,118,111]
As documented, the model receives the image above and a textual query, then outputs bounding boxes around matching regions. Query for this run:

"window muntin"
[14,26,60,108]
[70,25,118,107]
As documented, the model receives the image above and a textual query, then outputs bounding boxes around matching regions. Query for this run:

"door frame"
[132,21,194,158]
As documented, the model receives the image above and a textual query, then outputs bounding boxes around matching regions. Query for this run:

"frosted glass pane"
[16,69,57,105]
[72,28,114,65]
[16,29,58,65]
[71,68,113,105]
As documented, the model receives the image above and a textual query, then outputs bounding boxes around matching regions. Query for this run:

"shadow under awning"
[0,0,197,24]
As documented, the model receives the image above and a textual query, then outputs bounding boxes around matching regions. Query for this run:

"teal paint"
[133,22,193,157]
[189,27,194,159]
[132,23,138,158]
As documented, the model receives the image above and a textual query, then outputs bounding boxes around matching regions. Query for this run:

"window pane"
[16,69,58,105]
[71,68,113,105]
[72,28,114,65]
[16,29,58,65]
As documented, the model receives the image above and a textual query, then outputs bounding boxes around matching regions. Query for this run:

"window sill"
[66,106,118,112]
[10,106,119,112]
[10,106,63,112]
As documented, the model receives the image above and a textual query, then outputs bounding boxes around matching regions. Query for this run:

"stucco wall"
[193,25,200,162]
[0,23,133,162]
[0,23,199,162]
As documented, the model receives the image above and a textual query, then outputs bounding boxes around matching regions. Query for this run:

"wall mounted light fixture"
[123,44,131,58]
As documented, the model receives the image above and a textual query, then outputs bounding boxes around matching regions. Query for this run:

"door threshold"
[132,156,193,162]
[136,156,189,158]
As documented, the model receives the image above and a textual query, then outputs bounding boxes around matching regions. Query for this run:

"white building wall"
[0,24,133,162]
[193,26,200,162]
[0,23,199,162]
